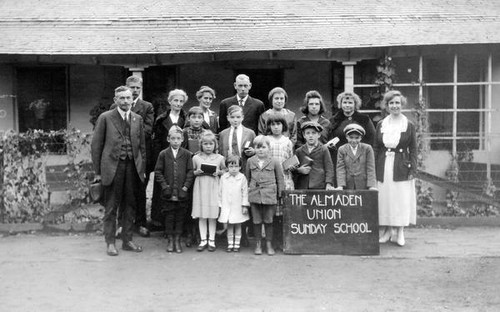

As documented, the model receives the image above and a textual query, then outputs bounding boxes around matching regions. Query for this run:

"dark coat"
[336,142,376,189]
[373,118,417,182]
[154,147,194,204]
[294,144,335,190]
[91,109,146,186]
[219,125,256,173]
[152,109,187,162]
[111,99,155,173]
[219,95,265,134]
[296,115,331,149]
[245,156,285,205]
[327,110,376,147]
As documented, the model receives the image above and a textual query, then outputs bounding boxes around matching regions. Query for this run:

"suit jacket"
[336,143,376,189]
[245,156,285,205]
[219,126,256,171]
[294,144,335,190]
[373,118,417,182]
[91,108,146,186]
[219,95,265,134]
[154,147,194,202]
[110,99,155,172]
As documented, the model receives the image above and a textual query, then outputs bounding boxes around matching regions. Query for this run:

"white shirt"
[349,144,358,156]
[203,111,211,124]
[171,147,179,158]
[228,125,243,155]
[169,112,180,124]
[117,107,130,121]
[236,95,248,107]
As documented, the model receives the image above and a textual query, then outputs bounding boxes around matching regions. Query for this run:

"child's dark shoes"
[197,239,207,252]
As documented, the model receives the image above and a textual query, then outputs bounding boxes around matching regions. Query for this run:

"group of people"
[91,73,417,257]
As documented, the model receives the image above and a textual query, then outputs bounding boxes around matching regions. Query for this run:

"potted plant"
[28,99,51,119]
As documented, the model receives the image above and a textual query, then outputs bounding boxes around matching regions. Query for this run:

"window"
[353,53,498,154]
[17,66,68,153]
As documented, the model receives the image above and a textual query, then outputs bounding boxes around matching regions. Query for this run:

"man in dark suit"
[219,74,265,134]
[110,76,154,237]
[92,86,146,256]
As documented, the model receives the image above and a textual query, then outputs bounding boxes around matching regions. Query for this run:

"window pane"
[429,112,452,135]
[458,54,487,82]
[394,87,419,110]
[354,86,380,110]
[426,86,453,109]
[457,85,483,109]
[424,55,454,83]
[354,59,378,84]
[430,139,452,151]
[457,112,482,137]
[392,56,419,83]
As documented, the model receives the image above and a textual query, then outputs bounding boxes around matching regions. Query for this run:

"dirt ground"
[1,227,500,312]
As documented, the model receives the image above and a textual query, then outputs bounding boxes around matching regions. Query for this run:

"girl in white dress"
[192,131,226,251]
[374,90,417,246]
[218,155,250,252]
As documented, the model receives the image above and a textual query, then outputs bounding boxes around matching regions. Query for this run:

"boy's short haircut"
[253,135,271,148]
[225,155,242,167]
[265,114,288,134]
[188,106,204,118]
[168,125,183,137]
[227,105,243,116]
[199,130,218,151]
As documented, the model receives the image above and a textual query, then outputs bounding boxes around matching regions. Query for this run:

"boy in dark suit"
[154,125,194,253]
[293,121,335,190]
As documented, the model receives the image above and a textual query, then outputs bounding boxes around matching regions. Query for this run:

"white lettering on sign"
[306,208,341,220]
[290,223,327,235]
[309,194,363,207]
[333,223,372,234]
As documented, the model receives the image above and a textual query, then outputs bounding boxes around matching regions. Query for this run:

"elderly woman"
[374,90,417,246]
[325,91,375,183]
[296,90,331,149]
[258,87,297,145]
[185,86,218,134]
[151,89,188,225]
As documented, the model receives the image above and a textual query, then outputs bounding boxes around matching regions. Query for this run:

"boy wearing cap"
[293,121,335,190]
[336,123,377,190]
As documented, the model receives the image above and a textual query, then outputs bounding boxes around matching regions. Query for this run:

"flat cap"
[343,123,366,136]
[301,121,323,132]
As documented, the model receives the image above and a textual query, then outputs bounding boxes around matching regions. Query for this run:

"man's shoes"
[122,241,143,252]
[138,226,150,237]
[107,244,119,256]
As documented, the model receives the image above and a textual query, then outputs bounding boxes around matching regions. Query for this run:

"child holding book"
[246,135,285,256]
[293,121,335,190]
[336,123,377,190]
[191,131,226,252]
[154,125,194,253]
[265,115,294,250]
[218,155,250,252]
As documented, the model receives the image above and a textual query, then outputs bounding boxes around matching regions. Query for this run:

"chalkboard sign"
[283,190,379,255]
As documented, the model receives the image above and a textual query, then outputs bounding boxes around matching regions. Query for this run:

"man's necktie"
[239,99,243,107]
[231,127,239,156]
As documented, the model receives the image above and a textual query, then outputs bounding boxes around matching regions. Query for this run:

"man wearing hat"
[336,123,377,190]
[293,121,335,190]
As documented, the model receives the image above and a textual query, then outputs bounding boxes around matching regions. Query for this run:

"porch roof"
[1,0,500,55]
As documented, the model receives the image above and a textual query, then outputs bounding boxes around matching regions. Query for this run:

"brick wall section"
[0,0,499,54]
